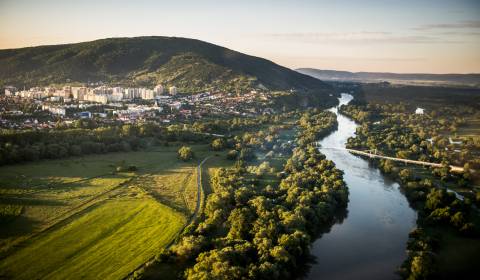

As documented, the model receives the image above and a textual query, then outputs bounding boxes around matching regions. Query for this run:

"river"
[306,93,417,280]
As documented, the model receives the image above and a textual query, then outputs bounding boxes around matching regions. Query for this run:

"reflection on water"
[306,94,417,280]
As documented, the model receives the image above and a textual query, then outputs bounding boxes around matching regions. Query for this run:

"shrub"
[178,146,194,161]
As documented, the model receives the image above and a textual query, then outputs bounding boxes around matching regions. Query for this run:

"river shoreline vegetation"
[130,110,348,279]
[339,95,480,279]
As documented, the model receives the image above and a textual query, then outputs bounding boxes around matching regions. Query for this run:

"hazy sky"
[1,0,479,73]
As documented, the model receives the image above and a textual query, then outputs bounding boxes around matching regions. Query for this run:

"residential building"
[154,85,164,96]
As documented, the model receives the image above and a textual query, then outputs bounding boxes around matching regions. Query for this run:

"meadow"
[0,143,226,279]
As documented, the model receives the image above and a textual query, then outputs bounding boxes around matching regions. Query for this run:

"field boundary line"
[123,156,212,280]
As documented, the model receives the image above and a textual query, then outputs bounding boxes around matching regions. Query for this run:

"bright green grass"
[0,145,206,244]
[0,197,186,280]
[0,144,230,279]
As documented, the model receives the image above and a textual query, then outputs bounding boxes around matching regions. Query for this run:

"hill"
[297,68,480,88]
[0,36,330,94]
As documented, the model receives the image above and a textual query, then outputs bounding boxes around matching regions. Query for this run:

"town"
[0,84,276,129]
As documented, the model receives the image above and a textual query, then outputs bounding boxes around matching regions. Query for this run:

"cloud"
[264,32,461,44]
[436,31,480,36]
[413,20,480,30]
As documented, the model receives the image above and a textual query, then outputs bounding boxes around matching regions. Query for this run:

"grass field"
[0,198,185,280]
[457,118,480,138]
[0,143,226,280]
[132,153,234,280]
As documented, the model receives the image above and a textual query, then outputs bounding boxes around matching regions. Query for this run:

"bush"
[178,146,194,161]
[211,138,226,151]
[226,150,238,160]
[127,165,138,171]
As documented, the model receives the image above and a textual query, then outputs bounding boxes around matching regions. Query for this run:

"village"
[0,84,276,129]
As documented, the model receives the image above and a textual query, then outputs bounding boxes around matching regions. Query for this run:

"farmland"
[0,144,228,279]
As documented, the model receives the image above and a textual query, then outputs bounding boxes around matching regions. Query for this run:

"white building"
[415,107,425,114]
[170,101,182,110]
[17,88,45,99]
[72,87,87,101]
[112,87,124,95]
[141,89,155,100]
[124,88,135,99]
[42,105,66,116]
[44,87,56,96]
[111,87,124,101]
[92,86,113,95]
[4,86,16,96]
[169,86,177,96]
[63,86,72,98]
[84,93,108,104]
[154,85,164,96]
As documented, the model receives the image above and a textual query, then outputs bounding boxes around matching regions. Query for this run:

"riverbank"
[306,94,416,280]
[339,100,480,279]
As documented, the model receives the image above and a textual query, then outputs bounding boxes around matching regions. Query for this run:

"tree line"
[0,112,300,166]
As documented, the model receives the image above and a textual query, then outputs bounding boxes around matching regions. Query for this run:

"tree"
[211,138,226,151]
[450,212,465,228]
[408,252,435,280]
[382,159,395,173]
[399,168,412,182]
[172,235,207,262]
[239,148,255,161]
[178,146,194,161]
[227,207,254,240]
[226,150,238,160]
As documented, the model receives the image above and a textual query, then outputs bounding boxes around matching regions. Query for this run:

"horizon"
[1,35,480,75]
[1,0,480,74]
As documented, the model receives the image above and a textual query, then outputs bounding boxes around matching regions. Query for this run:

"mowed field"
[0,144,221,280]
[0,198,185,280]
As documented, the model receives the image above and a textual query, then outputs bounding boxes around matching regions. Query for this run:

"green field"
[0,144,227,280]
[0,198,185,280]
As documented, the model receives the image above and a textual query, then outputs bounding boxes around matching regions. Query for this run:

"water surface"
[306,94,416,280]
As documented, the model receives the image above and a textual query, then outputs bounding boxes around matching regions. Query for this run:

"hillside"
[297,68,480,88]
[0,36,330,94]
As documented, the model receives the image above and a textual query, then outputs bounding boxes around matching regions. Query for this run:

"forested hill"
[0,36,330,94]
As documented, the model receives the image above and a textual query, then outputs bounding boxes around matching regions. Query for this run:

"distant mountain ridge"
[0,36,330,94]
[297,68,480,87]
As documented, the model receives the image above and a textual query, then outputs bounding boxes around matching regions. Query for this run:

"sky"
[0,0,479,73]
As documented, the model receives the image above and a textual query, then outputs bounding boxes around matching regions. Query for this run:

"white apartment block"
[154,85,164,96]
[42,105,66,116]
